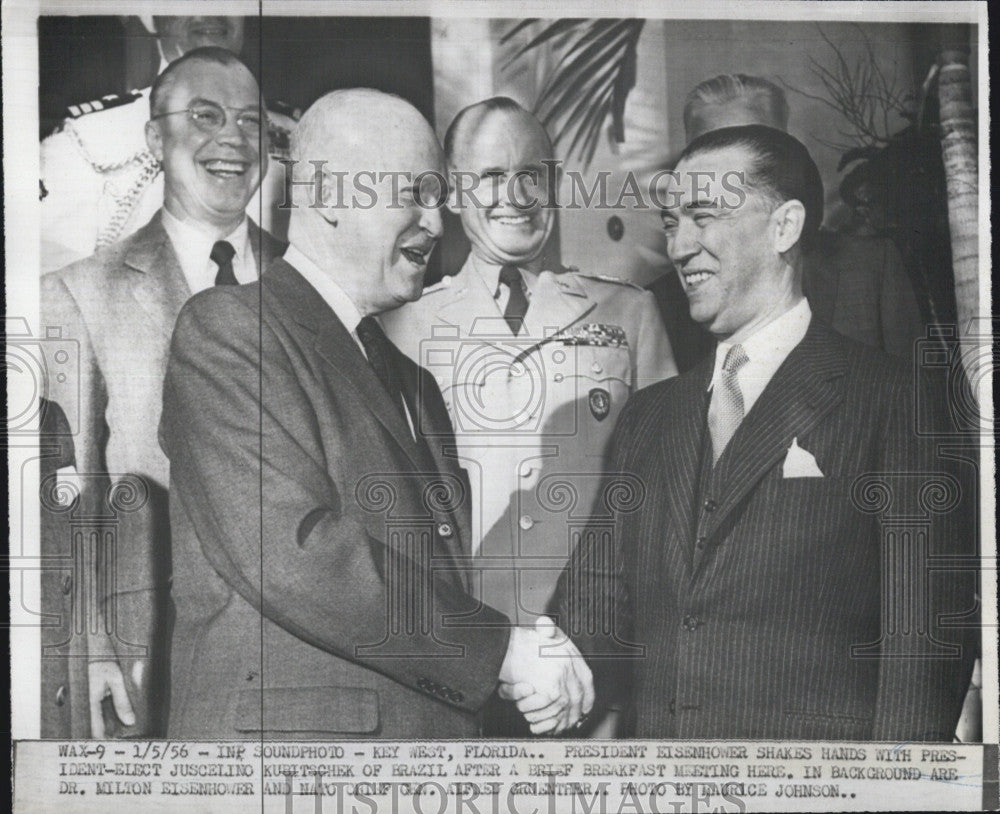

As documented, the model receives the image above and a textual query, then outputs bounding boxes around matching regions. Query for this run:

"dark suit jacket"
[559,319,975,740]
[41,211,285,735]
[159,257,511,738]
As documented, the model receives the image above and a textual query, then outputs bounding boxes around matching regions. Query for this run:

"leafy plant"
[501,18,645,168]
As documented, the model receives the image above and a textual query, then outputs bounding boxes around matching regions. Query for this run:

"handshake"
[497,616,595,735]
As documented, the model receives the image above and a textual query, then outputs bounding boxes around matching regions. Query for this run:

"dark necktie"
[356,316,409,425]
[211,240,237,286]
[499,264,529,336]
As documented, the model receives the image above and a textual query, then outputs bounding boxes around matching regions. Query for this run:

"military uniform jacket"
[39,88,296,273]
[382,254,676,623]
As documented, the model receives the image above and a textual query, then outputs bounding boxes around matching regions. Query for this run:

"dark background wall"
[38,16,435,134]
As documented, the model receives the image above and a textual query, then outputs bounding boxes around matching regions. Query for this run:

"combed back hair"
[149,46,249,116]
[679,124,823,250]
[443,96,543,161]
[683,74,789,135]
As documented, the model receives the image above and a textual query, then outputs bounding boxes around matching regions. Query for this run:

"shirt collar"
[283,244,365,334]
[709,298,812,408]
[469,252,539,296]
[161,208,250,293]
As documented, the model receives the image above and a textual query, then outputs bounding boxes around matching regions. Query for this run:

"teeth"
[493,215,531,225]
[684,272,712,285]
[204,160,247,175]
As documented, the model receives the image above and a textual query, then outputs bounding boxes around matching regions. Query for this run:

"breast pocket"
[578,345,631,459]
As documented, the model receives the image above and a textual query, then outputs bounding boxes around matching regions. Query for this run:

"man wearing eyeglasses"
[38,15,297,273]
[40,47,285,738]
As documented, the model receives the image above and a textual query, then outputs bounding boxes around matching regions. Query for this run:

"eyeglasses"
[151,101,266,136]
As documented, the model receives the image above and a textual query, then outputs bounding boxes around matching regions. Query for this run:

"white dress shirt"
[161,209,255,294]
[285,244,416,439]
[709,298,812,416]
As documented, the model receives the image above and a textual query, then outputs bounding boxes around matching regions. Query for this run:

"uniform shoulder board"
[267,99,302,121]
[421,275,456,296]
[65,90,143,120]
[574,271,645,291]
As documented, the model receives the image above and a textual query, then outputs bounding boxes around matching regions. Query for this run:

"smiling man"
[158,89,593,739]
[558,124,974,740]
[381,97,675,735]
[39,15,297,273]
[41,48,285,737]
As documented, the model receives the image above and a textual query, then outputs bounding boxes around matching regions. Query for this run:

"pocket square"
[782,437,824,478]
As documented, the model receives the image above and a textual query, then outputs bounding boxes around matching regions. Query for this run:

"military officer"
[381,98,676,732]
[39,15,296,273]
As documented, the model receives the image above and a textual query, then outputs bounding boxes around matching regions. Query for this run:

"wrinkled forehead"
[453,109,553,171]
[662,145,759,209]
[162,60,260,110]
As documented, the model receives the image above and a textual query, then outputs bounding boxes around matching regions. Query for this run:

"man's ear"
[770,199,806,254]
[314,171,339,227]
[145,120,164,161]
[445,163,463,216]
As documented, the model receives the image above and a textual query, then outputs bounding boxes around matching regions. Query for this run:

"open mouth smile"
[401,246,432,267]
[202,159,249,179]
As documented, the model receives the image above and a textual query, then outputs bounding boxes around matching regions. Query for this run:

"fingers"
[497,681,534,702]
[108,668,137,727]
[88,661,136,737]
[89,686,106,739]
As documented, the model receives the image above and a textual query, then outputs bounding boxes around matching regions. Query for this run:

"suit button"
[519,515,535,531]
[61,574,73,595]
[437,522,453,539]
[695,536,706,550]
[682,615,699,632]
[702,498,717,513]
[55,685,66,706]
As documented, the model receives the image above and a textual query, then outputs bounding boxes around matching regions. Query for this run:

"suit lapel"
[265,259,430,476]
[124,213,191,337]
[704,321,847,541]
[401,362,472,579]
[660,356,715,575]
[125,214,284,339]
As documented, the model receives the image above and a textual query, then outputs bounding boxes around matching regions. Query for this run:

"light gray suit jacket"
[41,211,284,735]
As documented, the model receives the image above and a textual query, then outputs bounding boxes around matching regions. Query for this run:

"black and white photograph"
[5,1,994,811]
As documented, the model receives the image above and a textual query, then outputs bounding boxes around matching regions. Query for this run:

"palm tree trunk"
[936,25,980,395]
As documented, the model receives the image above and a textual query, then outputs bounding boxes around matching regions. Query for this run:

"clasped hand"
[498,616,594,735]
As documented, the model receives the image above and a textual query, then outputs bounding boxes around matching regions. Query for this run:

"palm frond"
[503,18,645,168]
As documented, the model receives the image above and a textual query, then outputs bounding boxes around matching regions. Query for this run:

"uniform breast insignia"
[557,323,628,348]
[589,387,611,421]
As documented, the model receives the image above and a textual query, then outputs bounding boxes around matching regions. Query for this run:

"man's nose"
[420,200,444,240]
[667,217,699,265]
[215,111,250,147]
